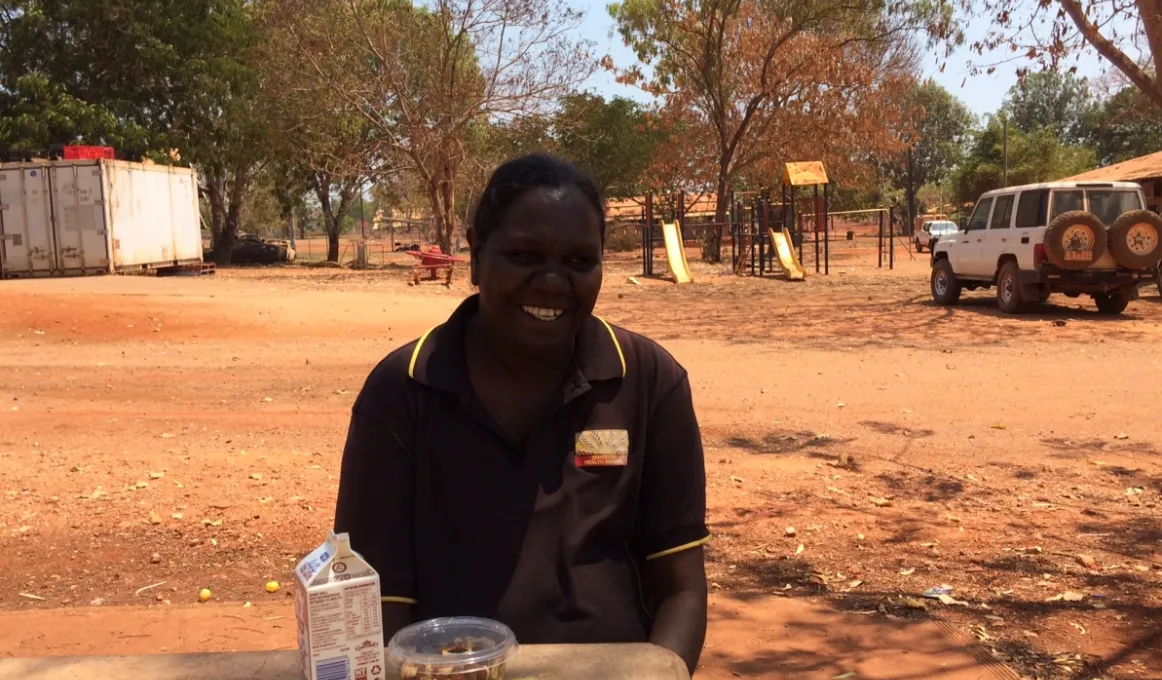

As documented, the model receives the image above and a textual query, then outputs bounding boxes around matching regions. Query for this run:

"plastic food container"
[388,617,518,680]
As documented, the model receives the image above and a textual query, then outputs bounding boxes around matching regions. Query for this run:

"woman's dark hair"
[472,154,605,244]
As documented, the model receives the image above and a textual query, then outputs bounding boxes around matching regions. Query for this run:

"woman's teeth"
[522,305,564,322]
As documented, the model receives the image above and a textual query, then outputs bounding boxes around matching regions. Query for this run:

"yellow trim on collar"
[408,327,437,379]
[381,596,418,605]
[595,317,626,377]
[646,536,710,561]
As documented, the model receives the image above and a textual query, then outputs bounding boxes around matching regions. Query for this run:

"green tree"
[953,116,1095,205]
[1001,71,1097,146]
[1091,86,1162,166]
[0,0,275,265]
[554,94,658,199]
[0,73,152,153]
[908,81,975,189]
[890,80,975,227]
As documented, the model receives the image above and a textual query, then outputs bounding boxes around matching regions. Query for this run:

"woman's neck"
[467,315,573,383]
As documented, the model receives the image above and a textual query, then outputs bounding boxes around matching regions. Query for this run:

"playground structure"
[613,161,914,283]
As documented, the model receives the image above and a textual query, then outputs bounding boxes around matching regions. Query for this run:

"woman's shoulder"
[603,321,688,389]
[353,336,428,410]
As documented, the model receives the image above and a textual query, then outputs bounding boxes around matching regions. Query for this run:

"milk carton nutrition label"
[296,532,384,680]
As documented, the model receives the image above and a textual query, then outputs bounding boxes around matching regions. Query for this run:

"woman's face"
[471,185,603,356]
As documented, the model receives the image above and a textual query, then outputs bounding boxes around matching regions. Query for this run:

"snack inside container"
[388,617,517,679]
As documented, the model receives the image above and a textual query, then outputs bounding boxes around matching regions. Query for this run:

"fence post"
[823,184,830,276]
[878,210,884,269]
[889,206,895,270]
[643,193,654,276]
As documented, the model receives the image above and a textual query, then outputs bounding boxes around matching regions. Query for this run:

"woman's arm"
[333,360,418,642]
[637,371,709,675]
[643,547,708,674]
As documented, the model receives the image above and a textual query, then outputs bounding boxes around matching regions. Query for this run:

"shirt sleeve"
[637,372,710,561]
[334,364,417,604]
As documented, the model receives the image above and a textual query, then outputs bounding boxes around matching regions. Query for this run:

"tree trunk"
[426,176,455,253]
[313,174,358,264]
[215,167,251,266]
[702,171,730,263]
[206,175,228,264]
[440,171,456,253]
[201,163,253,267]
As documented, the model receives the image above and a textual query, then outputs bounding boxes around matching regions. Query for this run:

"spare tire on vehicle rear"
[1043,211,1106,270]
[1107,209,1162,269]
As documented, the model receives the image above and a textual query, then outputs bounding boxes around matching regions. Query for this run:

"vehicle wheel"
[1036,287,1051,304]
[1107,210,1162,269]
[1043,211,1107,270]
[1093,290,1131,315]
[996,261,1026,313]
[915,241,924,253]
[931,259,962,305]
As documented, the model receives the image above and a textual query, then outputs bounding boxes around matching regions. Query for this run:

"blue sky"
[573,0,1116,118]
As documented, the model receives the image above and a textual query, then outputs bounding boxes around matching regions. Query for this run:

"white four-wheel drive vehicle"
[930,181,1162,314]
[914,219,957,253]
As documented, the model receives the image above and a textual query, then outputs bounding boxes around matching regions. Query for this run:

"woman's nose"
[531,262,571,291]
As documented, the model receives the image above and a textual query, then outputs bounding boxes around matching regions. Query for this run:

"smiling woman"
[334,154,709,675]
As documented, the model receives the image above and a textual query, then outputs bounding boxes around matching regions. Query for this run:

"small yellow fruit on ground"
[199,588,212,602]
[265,581,280,593]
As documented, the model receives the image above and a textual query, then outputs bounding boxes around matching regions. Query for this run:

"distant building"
[1062,150,1162,212]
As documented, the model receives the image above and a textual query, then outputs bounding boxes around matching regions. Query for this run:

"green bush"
[605,223,639,253]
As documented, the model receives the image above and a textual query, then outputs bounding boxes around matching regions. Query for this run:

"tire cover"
[1043,211,1106,270]
[1107,209,1162,269]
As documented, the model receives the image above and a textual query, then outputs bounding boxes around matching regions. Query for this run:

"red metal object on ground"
[62,146,116,160]
[404,246,467,287]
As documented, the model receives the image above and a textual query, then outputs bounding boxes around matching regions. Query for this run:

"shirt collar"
[408,295,626,394]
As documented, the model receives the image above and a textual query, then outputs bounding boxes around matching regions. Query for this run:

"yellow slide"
[661,221,693,284]
[767,228,806,281]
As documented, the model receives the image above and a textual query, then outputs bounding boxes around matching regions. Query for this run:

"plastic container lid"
[388,617,518,676]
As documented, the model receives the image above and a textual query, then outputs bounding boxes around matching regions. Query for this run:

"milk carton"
[296,531,384,680]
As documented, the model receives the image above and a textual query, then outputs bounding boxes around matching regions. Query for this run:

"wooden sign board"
[783,162,829,187]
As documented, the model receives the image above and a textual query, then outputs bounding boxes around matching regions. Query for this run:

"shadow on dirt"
[926,295,1147,322]
[1041,437,1157,457]
[860,420,935,439]
[707,490,1162,679]
[876,470,970,501]
[725,430,855,460]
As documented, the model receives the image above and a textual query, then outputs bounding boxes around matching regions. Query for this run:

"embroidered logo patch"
[574,429,629,467]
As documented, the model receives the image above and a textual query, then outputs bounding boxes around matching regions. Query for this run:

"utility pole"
[359,181,367,240]
[907,148,916,237]
[1002,116,1009,186]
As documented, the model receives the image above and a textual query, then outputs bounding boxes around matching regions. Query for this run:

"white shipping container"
[0,159,203,279]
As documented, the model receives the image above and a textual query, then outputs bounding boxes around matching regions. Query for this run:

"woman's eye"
[567,257,598,271]
[506,251,539,265]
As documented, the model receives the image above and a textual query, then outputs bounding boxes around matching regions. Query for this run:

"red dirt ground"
[2,253,1161,678]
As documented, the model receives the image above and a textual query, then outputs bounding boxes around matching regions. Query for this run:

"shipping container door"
[169,170,203,262]
[50,163,111,274]
[0,165,56,277]
[107,164,171,268]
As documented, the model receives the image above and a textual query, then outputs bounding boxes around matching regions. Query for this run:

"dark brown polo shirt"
[334,295,708,644]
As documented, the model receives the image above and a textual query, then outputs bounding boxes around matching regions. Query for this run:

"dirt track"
[2,255,1161,678]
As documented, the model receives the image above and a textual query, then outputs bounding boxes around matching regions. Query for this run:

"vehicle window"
[931,221,956,234]
[922,222,932,232]
[1051,191,1083,219]
[1087,190,1142,224]
[989,195,1015,229]
[968,198,994,231]
[1015,190,1048,228]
